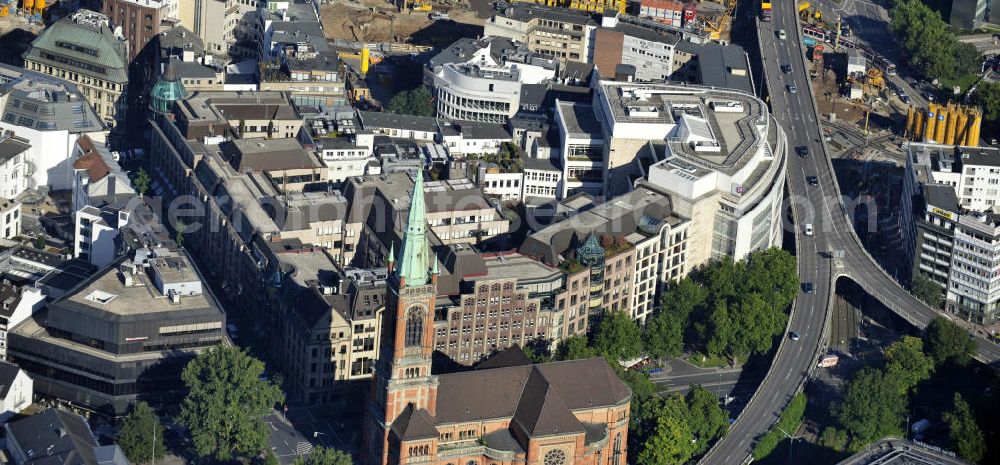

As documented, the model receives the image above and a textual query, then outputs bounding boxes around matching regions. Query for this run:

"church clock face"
[544,450,566,465]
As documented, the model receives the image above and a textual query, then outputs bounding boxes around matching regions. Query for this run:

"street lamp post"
[776,425,804,465]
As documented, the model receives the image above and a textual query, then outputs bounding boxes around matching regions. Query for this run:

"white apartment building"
[478,168,523,201]
[591,82,787,267]
[0,361,33,421]
[1,199,21,240]
[556,101,605,197]
[71,136,136,268]
[319,132,375,183]
[0,65,107,191]
[0,136,30,200]
[901,143,1000,324]
[0,282,45,361]
[521,157,562,200]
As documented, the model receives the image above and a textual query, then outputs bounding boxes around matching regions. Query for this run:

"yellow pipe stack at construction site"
[966,110,983,147]
[957,111,969,145]
[934,105,948,143]
[906,103,983,146]
[913,108,924,140]
[944,106,959,145]
[923,104,937,142]
[906,107,916,138]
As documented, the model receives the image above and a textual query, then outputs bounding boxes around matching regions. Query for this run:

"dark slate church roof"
[432,357,630,428]
[387,357,629,447]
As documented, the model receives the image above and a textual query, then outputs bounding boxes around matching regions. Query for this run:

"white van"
[804,223,814,236]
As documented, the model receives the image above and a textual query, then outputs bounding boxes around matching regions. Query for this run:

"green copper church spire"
[397,170,431,286]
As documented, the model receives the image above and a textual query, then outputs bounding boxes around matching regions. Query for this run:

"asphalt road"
[700,2,1000,464]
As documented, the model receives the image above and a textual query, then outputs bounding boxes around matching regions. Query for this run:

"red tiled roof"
[73,135,110,182]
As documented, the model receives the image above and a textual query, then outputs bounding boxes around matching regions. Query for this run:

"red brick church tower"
[365,170,440,465]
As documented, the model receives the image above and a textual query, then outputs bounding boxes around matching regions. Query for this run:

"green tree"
[134,168,151,196]
[175,222,186,248]
[884,336,934,394]
[635,395,697,465]
[685,386,729,454]
[293,447,353,465]
[743,248,799,310]
[889,0,981,81]
[834,368,906,447]
[643,310,684,359]
[911,273,944,309]
[924,317,976,366]
[706,301,734,360]
[554,335,598,361]
[972,81,1000,123]
[662,277,708,321]
[116,402,166,464]
[819,427,850,452]
[593,310,643,362]
[943,393,986,463]
[178,346,286,461]
[386,86,433,117]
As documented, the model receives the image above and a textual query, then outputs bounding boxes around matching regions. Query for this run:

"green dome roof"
[150,62,187,114]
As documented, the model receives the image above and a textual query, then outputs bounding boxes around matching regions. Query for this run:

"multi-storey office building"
[274,246,385,404]
[7,247,225,414]
[521,186,690,323]
[428,38,558,124]
[22,10,128,126]
[483,4,597,63]
[431,248,567,364]
[592,82,786,266]
[102,0,176,61]
[592,15,680,82]
[177,0,261,60]
[901,143,1000,324]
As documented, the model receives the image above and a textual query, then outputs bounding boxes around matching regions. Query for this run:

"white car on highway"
[804,223,814,236]
[778,29,787,40]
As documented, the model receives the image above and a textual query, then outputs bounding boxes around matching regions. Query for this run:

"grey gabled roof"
[434,357,630,430]
[6,408,100,465]
[390,404,439,441]
[0,360,23,398]
[512,368,585,438]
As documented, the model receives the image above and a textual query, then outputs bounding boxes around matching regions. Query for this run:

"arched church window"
[405,307,423,347]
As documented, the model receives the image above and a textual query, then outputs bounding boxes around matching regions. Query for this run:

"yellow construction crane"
[338,48,380,76]
[704,0,736,41]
